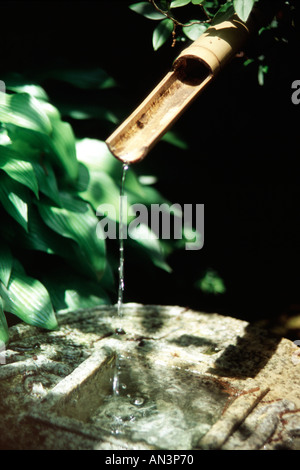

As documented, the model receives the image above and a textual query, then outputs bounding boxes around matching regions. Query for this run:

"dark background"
[1,0,300,328]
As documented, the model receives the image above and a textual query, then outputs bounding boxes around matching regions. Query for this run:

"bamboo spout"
[105,9,264,163]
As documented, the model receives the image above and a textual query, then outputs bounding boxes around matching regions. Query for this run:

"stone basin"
[29,339,236,450]
[1,304,300,450]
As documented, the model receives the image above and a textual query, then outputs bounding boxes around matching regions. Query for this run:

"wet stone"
[0,303,300,450]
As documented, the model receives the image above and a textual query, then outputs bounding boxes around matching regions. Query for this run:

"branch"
[149,0,212,27]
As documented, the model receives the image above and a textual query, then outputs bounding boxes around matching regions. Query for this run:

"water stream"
[117,163,129,318]
[113,163,129,397]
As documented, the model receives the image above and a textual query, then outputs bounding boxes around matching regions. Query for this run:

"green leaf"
[233,0,256,22]
[258,63,268,86]
[0,243,13,287]
[195,269,226,294]
[212,2,235,25]
[79,166,121,217]
[161,131,189,149]
[47,119,78,183]
[6,262,58,330]
[171,0,191,8]
[128,224,172,272]
[76,138,128,209]
[21,205,74,258]
[37,194,106,278]
[0,297,9,347]
[0,92,52,135]
[1,96,79,184]
[42,271,110,313]
[152,18,174,50]
[32,161,61,206]
[159,0,171,9]
[76,138,120,179]
[0,173,29,231]
[6,83,49,101]
[0,151,39,198]
[183,21,208,40]
[129,2,166,20]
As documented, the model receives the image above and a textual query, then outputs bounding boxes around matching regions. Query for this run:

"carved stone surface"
[0,303,300,450]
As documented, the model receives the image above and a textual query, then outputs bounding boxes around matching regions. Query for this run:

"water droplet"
[132,397,145,406]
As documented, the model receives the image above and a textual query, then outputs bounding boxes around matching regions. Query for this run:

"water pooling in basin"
[90,354,231,450]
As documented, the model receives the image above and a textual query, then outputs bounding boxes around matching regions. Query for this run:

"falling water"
[117,163,129,318]
[113,163,129,398]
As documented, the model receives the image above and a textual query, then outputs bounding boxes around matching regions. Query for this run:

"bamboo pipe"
[106,4,278,164]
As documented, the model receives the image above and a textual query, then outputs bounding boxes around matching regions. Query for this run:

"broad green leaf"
[48,119,78,182]
[37,194,106,278]
[171,0,191,8]
[0,173,29,231]
[5,205,98,280]
[79,166,121,217]
[6,263,58,330]
[183,21,208,40]
[0,126,10,145]
[0,243,13,287]
[76,138,120,177]
[0,92,52,135]
[6,84,49,101]
[192,0,202,4]
[128,224,172,272]
[42,272,110,313]
[76,138,138,201]
[32,161,61,206]
[22,205,72,256]
[1,96,79,184]
[39,101,61,122]
[152,18,174,50]
[129,2,166,20]
[233,0,256,22]
[7,136,41,162]
[0,297,9,347]
[0,154,39,198]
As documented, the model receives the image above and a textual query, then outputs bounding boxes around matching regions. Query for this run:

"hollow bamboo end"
[106,139,148,164]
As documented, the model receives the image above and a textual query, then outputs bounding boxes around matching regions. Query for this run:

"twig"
[149,0,211,27]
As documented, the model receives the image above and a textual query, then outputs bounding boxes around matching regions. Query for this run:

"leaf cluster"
[130,1,260,50]
[0,69,184,345]
[129,0,297,85]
